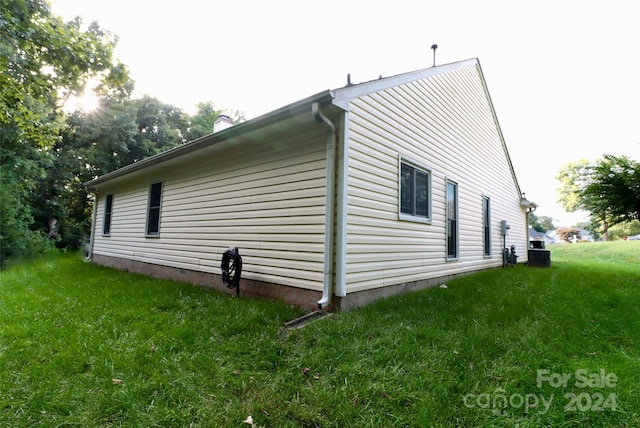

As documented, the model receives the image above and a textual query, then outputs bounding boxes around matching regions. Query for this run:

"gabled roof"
[331,58,479,109]
[328,57,522,198]
[86,58,522,197]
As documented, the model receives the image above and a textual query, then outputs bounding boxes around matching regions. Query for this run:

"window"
[446,179,458,260]
[483,196,491,256]
[103,194,113,235]
[399,159,431,222]
[146,181,163,236]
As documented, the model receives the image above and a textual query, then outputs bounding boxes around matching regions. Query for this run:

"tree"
[608,220,640,241]
[132,96,189,161]
[556,155,640,241]
[575,220,601,241]
[44,99,138,247]
[0,0,126,264]
[556,227,582,243]
[184,102,246,142]
[583,155,640,224]
[185,102,221,141]
[528,213,557,232]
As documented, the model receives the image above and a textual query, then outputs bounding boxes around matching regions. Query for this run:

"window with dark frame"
[446,180,458,259]
[103,194,113,235]
[146,181,163,236]
[400,161,430,221]
[483,196,491,256]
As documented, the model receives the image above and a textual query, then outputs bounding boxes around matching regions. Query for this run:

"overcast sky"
[51,0,640,227]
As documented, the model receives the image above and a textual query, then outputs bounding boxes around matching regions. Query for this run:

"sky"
[51,0,640,227]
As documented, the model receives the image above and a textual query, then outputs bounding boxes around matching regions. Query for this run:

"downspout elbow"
[313,102,336,310]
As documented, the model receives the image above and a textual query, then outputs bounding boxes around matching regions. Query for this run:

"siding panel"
[345,62,527,293]
[92,124,329,291]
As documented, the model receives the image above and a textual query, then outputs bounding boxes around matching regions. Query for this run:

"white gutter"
[87,195,98,260]
[313,102,336,310]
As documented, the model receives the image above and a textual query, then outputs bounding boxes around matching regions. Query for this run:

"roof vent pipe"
[431,44,438,67]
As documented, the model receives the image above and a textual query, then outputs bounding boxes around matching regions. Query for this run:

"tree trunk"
[602,218,609,241]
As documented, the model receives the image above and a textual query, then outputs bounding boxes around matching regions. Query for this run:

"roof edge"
[84,89,335,189]
[332,58,479,109]
[473,59,523,199]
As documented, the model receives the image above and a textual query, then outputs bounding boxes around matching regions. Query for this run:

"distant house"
[85,58,534,311]
[529,227,561,246]
[575,228,595,242]
[529,227,546,247]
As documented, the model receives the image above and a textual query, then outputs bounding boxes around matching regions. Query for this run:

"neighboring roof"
[86,58,522,197]
[529,227,546,239]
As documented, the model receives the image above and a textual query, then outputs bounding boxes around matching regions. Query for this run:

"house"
[575,228,595,242]
[529,227,560,247]
[529,227,546,248]
[85,58,534,311]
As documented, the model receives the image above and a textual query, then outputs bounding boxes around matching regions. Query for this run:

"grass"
[1,241,639,427]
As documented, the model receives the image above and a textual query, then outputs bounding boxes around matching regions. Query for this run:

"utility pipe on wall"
[312,102,336,310]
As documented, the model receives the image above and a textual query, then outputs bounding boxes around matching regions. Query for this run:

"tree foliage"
[555,227,582,243]
[0,0,125,264]
[0,2,246,265]
[582,155,640,224]
[608,220,640,241]
[556,154,640,240]
[528,213,557,232]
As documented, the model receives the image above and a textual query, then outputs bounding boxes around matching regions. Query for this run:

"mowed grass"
[1,242,639,427]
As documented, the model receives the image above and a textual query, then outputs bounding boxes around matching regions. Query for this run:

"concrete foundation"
[91,254,480,312]
[333,272,473,311]
[92,254,322,311]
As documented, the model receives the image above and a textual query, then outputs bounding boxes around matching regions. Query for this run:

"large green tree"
[0,0,126,264]
[557,154,640,241]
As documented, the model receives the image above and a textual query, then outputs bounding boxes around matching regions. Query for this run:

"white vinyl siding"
[344,62,527,293]
[92,125,328,291]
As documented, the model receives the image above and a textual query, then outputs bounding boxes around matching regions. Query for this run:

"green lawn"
[1,242,639,427]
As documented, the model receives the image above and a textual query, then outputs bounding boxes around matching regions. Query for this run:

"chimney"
[213,114,233,133]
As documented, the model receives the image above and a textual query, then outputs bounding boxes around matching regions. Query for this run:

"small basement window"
[146,181,163,236]
[399,158,431,223]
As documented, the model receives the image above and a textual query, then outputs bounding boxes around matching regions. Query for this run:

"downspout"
[87,192,98,260]
[313,102,336,310]
[334,112,349,298]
